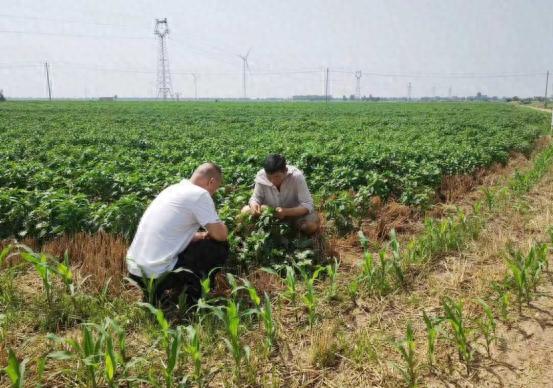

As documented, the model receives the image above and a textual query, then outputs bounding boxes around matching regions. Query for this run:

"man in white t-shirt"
[126,162,229,304]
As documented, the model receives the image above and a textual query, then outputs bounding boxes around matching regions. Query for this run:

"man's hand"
[275,207,288,219]
[192,231,209,242]
[250,202,262,215]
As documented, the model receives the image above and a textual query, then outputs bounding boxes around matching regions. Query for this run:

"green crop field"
[0,101,547,240]
[1,101,552,387]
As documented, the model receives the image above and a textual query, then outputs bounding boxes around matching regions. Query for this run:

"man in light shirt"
[126,162,228,303]
[242,154,320,235]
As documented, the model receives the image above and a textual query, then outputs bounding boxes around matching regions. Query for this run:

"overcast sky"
[1,0,552,99]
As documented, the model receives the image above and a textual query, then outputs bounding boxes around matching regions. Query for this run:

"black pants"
[130,239,229,305]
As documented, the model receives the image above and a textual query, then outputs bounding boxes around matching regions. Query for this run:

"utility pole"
[448,86,452,99]
[154,18,173,100]
[324,67,329,103]
[407,82,412,101]
[44,61,52,101]
[192,73,198,100]
[355,70,362,100]
[238,50,250,99]
[544,70,549,108]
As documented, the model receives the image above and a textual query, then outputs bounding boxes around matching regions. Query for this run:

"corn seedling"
[390,229,405,286]
[242,278,261,307]
[482,188,495,210]
[422,310,440,369]
[21,252,53,307]
[301,266,324,327]
[139,303,183,387]
[36,355,46,388]
[476,299,496,358]
[284,265,297,303]
[491,281,511,325]
[5,348,27,388]
[184,325,203,383]
[325,258,339,300]
[48,323,105,388]
[504,243,548,312]
[393,322,418,388]
[347,277,360,305]
[442,297,473,372]
[211,299,250,375]
[260,292,277,352]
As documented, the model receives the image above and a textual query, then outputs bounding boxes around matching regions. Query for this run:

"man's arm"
[276,206,309,219]
[205,222,228,241]
[249,182,265,213]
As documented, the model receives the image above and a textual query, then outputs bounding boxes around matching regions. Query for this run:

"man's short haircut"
[264,154,287,174]
[193,162,223,182]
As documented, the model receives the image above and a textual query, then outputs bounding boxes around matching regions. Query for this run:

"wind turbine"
[238,49,251,99]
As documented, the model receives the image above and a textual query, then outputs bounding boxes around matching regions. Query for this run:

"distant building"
[99,95,118,101]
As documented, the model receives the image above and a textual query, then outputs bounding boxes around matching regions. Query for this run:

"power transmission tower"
[448,86,452,98]
[238,50,251,99]
[324,67,329,103]
[44,61,52,101]
[545,70,549,108]
[407,82,412,101]
[192,73,198,100]
[154,18,173,100]
[355,70,362,99]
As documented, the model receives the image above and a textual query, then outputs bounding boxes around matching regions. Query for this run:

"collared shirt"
[249,165,314,213]
[126,179,220,278]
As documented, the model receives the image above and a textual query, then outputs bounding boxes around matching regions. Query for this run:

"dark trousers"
[130,239,229,305]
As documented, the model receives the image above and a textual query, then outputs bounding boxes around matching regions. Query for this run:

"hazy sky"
[1,0,552,98]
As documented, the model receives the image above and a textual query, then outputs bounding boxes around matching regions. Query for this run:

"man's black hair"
[264,154,287,174]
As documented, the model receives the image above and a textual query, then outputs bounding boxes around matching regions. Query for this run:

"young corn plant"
[301,266,324,327]
[491,282,511,325]
[5,348,27,388]
[21,252,53,307]
[347,276,360,305]
[260,292,277,353]
[325,258,340,300]
[211,299,250,376]
[442,297,473,373]
[48,323,105,388]
[422,310,440,369]
[504,243,548,312]
[389,229,405,287]
[183,325,202,384]
[139,303,183,387]
[476,299,496,358]
[393,322,418,388]
[284,265,297,303]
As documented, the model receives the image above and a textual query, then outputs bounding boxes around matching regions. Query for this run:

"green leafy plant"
[393,322,418,388]
[183,325,203,383]
[260,292,277,352]
[325,258,340,300]
[442,297,473,372]
[476,298,496,358]
[5,348,27,388]
[422,310,440,369]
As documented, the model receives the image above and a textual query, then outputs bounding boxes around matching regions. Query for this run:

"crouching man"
[241,154,320,235]
[126,162,229,304]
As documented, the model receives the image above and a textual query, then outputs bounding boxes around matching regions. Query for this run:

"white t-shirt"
[126,179,220,278]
